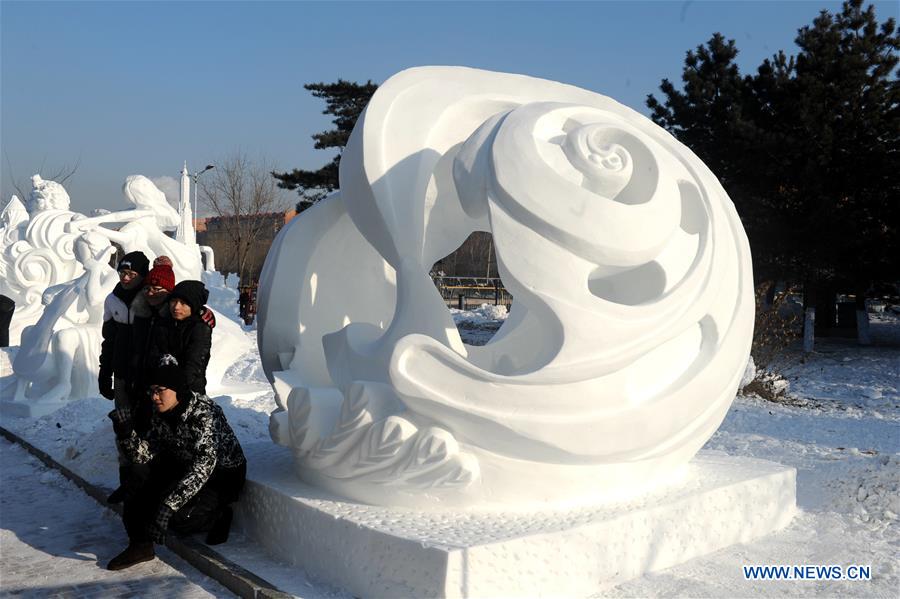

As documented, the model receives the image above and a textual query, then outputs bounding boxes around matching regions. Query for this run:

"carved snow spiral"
[258,67,754,509]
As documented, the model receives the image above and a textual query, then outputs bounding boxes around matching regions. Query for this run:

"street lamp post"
[191,164,215,225]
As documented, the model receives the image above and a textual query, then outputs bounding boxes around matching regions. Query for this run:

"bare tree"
[4,150,81,199]
[199,152,290,283]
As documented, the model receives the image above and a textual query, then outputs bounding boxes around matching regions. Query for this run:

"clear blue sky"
[2,1,896,213]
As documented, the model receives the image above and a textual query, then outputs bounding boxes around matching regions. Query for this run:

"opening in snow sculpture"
[259,66,755,509]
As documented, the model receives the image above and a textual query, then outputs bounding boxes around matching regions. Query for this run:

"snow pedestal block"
[236,443,797,598]
[0,399,66,419]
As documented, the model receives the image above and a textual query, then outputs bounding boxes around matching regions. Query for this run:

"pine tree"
[647,0,898,340]
[646,33,748,188]
[272,80,378,211]
[787,0,899,297]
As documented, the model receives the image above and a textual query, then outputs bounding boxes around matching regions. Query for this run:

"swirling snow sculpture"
[0,178,86,344]
[258,67,754,509]
[11,232,117,403]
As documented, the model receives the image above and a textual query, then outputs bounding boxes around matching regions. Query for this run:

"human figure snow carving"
[66,175,202,282]
[12,231,118,403]
[0,177,85,344]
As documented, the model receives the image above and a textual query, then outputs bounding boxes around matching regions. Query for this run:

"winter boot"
[107,465,130,504]
[106,542,155,570]
[205,506,233,545]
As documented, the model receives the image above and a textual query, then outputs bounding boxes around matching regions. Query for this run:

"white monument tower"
[175,161,196,245]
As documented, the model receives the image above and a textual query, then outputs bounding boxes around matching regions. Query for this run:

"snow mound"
[222,332,269,386]
[204,274,241,323]
[825,454,900,530]
[450,303,509,325]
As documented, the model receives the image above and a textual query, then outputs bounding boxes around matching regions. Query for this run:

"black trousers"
[123,455,246,543]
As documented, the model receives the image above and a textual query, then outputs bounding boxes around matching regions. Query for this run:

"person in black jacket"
[98,251,149,501]
[148,280,213,395]
[99,251,149,403]
[133,259,218,402]
[106,361,246,570]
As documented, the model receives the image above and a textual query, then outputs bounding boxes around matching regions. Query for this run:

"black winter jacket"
[118,392,246,512]
[130,293,171,394]
[149,315,212,395]
[99,283,143,379]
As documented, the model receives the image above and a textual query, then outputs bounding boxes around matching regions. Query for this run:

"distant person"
[246,285,257,325]
[0,294,14,347]
[148,280,213,395]
[99,251,149,500]
[238,287,250,323]
[106,360,246,570]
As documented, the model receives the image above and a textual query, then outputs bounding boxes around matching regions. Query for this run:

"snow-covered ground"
[0,437,232,597]
[1,304,897,597]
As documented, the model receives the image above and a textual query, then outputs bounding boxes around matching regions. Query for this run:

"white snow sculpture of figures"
[65,175,201,281]
[10,232,117,408]
[257,67,755,509]
[0,176,86,344]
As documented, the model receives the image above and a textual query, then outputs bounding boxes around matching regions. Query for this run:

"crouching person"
[106,360,246,571]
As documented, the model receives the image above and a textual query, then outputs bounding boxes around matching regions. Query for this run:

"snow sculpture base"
[236,444,796,598]
[0,399,65,419]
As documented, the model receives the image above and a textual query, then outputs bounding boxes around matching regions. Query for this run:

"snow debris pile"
[451,302,509,325]
[740,367,792,402]
[825,454,900,530]
[450,303,509,346]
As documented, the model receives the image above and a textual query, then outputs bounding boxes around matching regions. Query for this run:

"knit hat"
[147,356,187,392]
[145,263,175,291]
[117,251,149,276]
[168,280,209,315]
[153,255,173,268]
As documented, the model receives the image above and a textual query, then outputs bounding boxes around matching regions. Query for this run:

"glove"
[147,504,175,544]
[107,407,133,439]
[99,368,114,400]
[200,307,216,329]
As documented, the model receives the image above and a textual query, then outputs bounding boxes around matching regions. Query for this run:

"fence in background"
[432,276,512,310]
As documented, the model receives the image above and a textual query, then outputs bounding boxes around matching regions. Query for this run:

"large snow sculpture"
[0,177,86,344]
[258,67,754,509]
[1,174,247,409]
[11,232,117,403]
[65,175,202,281]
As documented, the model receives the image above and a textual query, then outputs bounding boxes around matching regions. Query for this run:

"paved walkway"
[0,437,234,598]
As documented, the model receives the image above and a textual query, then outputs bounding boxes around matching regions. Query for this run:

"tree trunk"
[764,280,777,309]
[814,281,836,335]
[803,282,816,353]
[855,288,871,346]
[803,307,816,353]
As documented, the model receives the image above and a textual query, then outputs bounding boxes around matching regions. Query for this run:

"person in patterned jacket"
[106,359,246,571]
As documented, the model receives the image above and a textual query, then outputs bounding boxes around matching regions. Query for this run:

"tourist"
[238,287,250,323]
[99,251,149,500]
[148,280,213,395]
[99,251,149,403]
[132,259,216,402]
[106,360,246,570]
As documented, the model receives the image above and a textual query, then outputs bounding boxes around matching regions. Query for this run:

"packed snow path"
[0,438,234,598]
